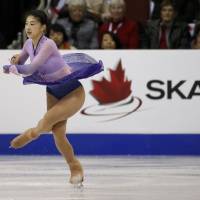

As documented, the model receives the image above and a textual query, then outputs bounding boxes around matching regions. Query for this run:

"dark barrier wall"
[0,0,40,48]
[125,0,149,22]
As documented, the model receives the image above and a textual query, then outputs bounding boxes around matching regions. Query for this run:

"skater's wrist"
[9,65,20,75]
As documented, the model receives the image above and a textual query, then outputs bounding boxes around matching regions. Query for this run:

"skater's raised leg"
[10,86,85,147]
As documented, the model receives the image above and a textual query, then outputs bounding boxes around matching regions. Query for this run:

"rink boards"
[0,50,200,155]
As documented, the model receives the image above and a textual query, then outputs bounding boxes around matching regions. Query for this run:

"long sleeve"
[16,40,56,75]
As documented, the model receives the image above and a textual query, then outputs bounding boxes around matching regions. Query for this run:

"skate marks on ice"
[0,156,200,200]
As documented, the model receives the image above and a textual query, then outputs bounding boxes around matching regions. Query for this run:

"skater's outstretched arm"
[4,40,56,75]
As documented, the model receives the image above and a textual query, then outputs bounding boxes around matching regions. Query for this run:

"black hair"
[49,23,69,41]
[25,10,49,26]
[101,31,122,49]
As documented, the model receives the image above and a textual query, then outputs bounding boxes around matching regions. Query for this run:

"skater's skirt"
[23,53,104,86]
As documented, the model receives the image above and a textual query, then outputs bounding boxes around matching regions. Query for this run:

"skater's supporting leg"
[52,120,84,184]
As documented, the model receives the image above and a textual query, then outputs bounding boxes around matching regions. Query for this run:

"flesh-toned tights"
[10,86,85,182]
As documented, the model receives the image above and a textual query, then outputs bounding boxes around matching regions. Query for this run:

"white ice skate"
[69,159,84,188]
[70,174,84,188]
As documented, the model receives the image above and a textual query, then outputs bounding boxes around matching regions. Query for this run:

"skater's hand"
[3,65,10,74]
[9,65,20,75]
[10,54,20,65]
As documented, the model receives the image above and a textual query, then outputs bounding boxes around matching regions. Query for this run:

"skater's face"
[25,16,46,40]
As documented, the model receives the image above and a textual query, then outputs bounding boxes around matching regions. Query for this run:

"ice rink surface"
[0,156,200,200]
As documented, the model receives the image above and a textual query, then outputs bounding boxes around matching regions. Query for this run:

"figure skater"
[3,10,103,186]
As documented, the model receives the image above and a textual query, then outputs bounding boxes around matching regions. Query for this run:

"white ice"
[0,156,200,200]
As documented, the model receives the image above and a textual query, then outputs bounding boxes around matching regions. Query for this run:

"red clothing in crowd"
[99,18,139,49]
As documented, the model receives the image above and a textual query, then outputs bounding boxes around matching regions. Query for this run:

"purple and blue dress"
[3,36,103,99]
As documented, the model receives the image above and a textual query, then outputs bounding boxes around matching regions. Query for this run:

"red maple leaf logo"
[90,60,132,104]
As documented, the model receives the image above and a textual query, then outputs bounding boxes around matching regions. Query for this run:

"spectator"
[142,0,191,49]
[49,23,75,49]
[85,0,111,23]
[99,0,140,49]
[49,0,111,24]
[151,0,200,23]
[56,0,99,49]
[100,31,121,49]
[191,23,200,48]
[48,0,69,23]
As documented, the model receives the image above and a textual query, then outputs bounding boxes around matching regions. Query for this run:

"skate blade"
[70,174,84,189]
[73,182,84,189]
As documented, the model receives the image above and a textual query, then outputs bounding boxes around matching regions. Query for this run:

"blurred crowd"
[1,0,200,50]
